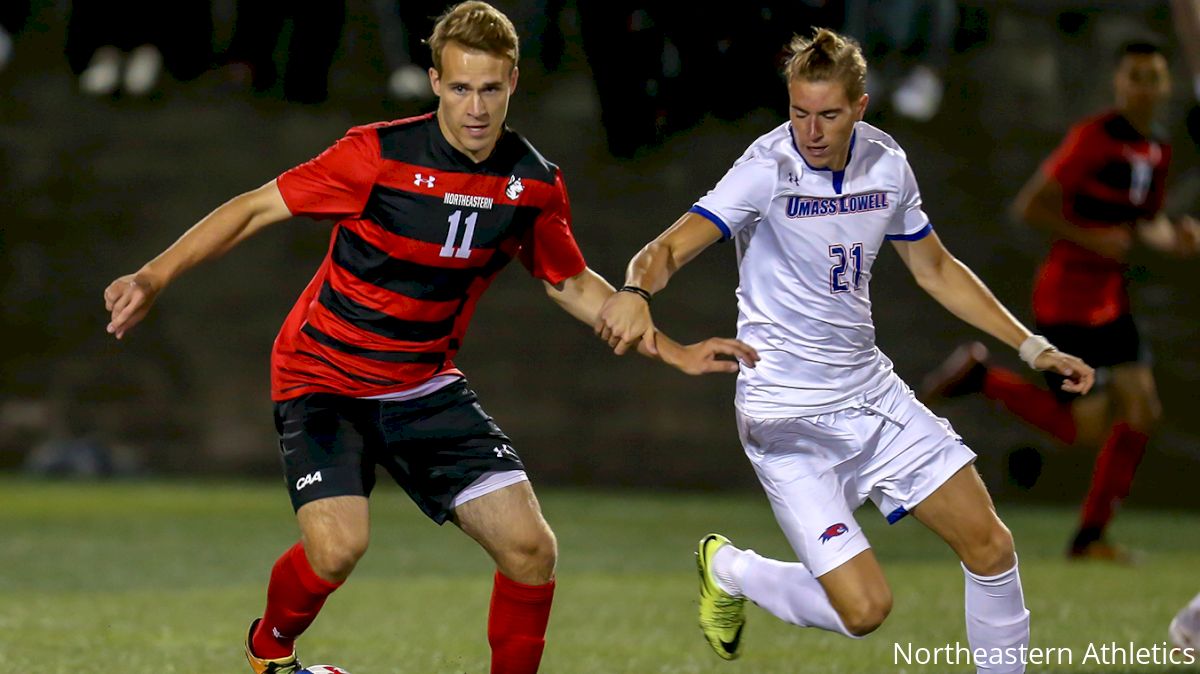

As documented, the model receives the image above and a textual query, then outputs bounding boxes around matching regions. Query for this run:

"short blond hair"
[427,1,519,72]
[784,28,867,102]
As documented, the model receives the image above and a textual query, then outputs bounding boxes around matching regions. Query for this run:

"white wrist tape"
[1019,334,1055,369]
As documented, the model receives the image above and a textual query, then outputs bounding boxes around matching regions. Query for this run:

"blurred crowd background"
[1,0,1197,508]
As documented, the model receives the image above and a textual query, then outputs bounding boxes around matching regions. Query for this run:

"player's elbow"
[911,261,949,296]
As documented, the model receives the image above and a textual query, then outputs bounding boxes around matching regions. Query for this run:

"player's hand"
[103,271,161,339]
[659,335,759,375]
[595,290,654,356]
[1033,349,1094,395]
[1081,227,1133,261]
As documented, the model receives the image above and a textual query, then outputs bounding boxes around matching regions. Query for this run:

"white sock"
[716,545,857,638]
[963,558,1030,674]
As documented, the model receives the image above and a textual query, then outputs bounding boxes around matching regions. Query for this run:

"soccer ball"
[299,666,351,674]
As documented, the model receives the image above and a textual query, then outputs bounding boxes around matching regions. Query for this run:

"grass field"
[1,477,1196,673]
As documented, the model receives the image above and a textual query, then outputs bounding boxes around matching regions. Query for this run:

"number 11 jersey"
[271,113,586,401]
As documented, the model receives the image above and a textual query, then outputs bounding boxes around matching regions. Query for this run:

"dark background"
[1,1,1196,509]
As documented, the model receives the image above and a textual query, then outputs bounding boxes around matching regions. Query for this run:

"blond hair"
[784,28,867,101]
[427,1,520,72]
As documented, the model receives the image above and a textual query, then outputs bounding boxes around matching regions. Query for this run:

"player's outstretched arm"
[1013,170,1133,260]
[594,211,724,355]
[544,267,757,373]
[892,231,1095,394]
[649,332,759,375]
[103,180,292,339]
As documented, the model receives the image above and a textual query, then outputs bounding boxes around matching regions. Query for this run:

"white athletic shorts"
[736,373,976,577]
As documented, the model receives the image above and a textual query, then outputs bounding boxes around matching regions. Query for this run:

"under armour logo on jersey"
[786,171,801,186]
[414,173,436,188]
[493,444,518,460]
[505,175,524,200]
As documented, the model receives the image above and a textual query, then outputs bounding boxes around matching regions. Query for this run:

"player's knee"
[500,527,558,583]
[962,522,1016,577]
[839,592,893,636]
[306,536,369,582]
[1121,401,1162,434]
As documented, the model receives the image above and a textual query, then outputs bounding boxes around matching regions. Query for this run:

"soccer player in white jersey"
[595,29,1096,673]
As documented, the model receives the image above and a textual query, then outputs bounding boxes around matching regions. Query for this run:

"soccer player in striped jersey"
[923,40,1199,564]
[596,28,1093,673]
[102,3,756,673]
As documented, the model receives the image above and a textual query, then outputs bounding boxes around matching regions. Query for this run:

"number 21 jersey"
[691,121,932,417]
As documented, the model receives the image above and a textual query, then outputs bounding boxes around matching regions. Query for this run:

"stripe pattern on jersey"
[272,113,584,399]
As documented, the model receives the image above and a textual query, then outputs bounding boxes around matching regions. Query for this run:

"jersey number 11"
[440,209,477,259]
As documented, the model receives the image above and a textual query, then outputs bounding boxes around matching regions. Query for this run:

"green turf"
[1,477,1196,673]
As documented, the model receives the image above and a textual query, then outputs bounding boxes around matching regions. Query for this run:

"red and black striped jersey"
[1034,110,1171,326]
[270,113,587,400]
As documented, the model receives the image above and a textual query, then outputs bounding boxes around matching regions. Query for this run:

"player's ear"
[429,67,441,97]
[855,93,869,120]
[509,64,519,94]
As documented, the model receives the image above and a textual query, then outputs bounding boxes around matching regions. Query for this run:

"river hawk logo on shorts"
[818,522,849,544]
[414,173,436,188]
[505,175,524,200]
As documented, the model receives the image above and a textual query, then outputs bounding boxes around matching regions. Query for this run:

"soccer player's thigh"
[275,394,374,578]
[385,382,554,583]
[739,415,888,608]
[910,464,1014,575]
[452,480,556,583]
[1040,320,1119,444]
[1109,362,1161,429]
[867,388,1008,574]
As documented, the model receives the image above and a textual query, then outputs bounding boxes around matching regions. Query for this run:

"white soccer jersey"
[692,121,933,417]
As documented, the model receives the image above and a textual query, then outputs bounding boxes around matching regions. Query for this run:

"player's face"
[1113,53,1170,120]
[788,78,867,171]
[430,41,518,162]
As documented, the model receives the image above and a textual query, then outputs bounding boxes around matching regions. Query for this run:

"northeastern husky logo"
[505,175,524,200]
[818,522,849,543]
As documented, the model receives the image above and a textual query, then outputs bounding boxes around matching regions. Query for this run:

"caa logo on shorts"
[296,471,323,491]
[818,522,849,544]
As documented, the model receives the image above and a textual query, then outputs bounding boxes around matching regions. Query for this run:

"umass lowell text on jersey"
[272,113,586,400]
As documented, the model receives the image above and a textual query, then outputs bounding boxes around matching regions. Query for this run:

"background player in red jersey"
[923,40,1199,563]
[101,3,757,673]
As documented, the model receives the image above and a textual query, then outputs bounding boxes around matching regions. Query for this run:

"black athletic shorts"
[273,379,524,523]
[1037,314,1151,402]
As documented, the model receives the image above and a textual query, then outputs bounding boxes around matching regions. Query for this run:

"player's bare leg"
[453,481,557,674]
[914,465,1028,674]
[814,549,893,636]
[1068,389,1112,448]
[452,480,557,583]
[298,495,371,581]
[246,496,368,673]
[1070,364,1160,562]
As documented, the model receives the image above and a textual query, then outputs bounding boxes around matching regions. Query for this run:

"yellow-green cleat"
[244,619,304,674]
[697,533,747,660]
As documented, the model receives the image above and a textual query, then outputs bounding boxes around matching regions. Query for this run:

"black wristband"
[618,285,652,303]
